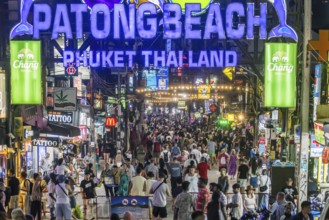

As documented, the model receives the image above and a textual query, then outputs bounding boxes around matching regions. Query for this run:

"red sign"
[66,66,77,75]
[210,104,218,112]
[105,117,117,127]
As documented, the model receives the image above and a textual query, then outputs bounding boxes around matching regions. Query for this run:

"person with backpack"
[19,172,31,214]
[171,142,181,158]
[160,145,171,164]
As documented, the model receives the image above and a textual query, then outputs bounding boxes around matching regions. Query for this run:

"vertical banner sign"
[314,64,322,121]
[0,73,6,118]
[264,43,297,107]
[314,122,325,145]
[10,41,42,104]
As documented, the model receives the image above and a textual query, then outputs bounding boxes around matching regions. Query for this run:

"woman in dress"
[184,166,199,200]
[243,185,257,213]
[228,149,238,180]
[116,164,129,196]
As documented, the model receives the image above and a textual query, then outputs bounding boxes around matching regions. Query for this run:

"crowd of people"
[0,114,315,220]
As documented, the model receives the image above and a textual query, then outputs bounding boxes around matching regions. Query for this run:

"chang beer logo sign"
[12,48,39,71]
[264,43,297,108]
[267,50,294,74]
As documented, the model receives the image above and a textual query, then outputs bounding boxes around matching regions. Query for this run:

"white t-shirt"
[259,175,271,193]
[231,193,243,219]
[56,183,69,204]
[47,182,56,207]
[184,174,198,193]
[160,150,171,162]
[56,165,67,175]
[191,149,202,163]
[151,181,169,207]
[130,176,146,196]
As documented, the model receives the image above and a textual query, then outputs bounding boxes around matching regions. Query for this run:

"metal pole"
[90,76,97,174]
[117,74,122,151]
[298,0,311,208]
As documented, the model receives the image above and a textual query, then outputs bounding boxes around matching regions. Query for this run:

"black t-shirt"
[80,179,95,199]
[238,164,249,179]
[282,186,298,197]
[9,177,20,196]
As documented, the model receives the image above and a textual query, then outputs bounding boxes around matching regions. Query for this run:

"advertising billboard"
[264,43,297,107]
[157,68,168,90]
[53,88,77,111]
[310,135,324,158]
[198,84,211,100]
[314,122,325,146]
[10,41,42,104]
[0,72,6,118]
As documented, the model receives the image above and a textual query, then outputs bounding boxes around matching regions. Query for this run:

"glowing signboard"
[105,117,117,127]
[198,84,211,100]
[10,0,298,68]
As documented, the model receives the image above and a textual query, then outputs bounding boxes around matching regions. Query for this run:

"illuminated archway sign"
[10,0,298,68]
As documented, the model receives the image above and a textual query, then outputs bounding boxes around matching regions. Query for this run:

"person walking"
[217,168,229,194]
[129,167,146,196]
[258,169,271,209]
[237,159,249,189]
[80,172,96,219]
[280,202,294,220]
[47,173,56,220]
[19,172,30,215]
[249,159,260,189]
[55,175,72,220]
[291,201,313,220]
[100,163,114,198]
[167,157,182,195]
[228,183,243,220]
[197,157,210,183]
[8,169,20,217]
[30,173,42,220]
[228,149,238,179]
[184,166,198,200]
[116,164,130,196]
[150,172,171,220]
[174,181,194,220]
[243,185,257,213]
[217,148,230,171]
[270,192,287,220]
[195,178,210,215]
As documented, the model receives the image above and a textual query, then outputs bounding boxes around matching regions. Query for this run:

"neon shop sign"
[10,0,298,68]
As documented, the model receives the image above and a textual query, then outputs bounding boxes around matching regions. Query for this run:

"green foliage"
[72,205,83,219]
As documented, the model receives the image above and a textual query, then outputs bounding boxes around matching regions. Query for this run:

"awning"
[45,123,80,137]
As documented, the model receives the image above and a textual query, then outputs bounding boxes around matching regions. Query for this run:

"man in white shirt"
[160,146,171,163]
[150,172,171,220]
[84,152,93,165]
[129,167,146,196]
[191,145,202,163]
[228,183,243,220]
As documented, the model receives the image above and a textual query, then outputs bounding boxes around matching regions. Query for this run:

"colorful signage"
[53,87,77,111]
[111,196,150,219]
[32,137,59,147]
[48,111,73,124]
[105,117,117,127]
[313,64,322,121]
[198,84,211,100]
[315,122,325,146]
[10,0,297,68]
[264,43,297,107]
[311,135,324,158]
[0,72,6,118]
[10,41,42,104]
[227,114,235,122]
